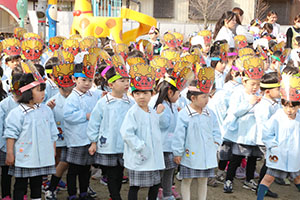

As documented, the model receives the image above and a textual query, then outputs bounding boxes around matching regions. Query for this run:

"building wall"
[0,8,18,33]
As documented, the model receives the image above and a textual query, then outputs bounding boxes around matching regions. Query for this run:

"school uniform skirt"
[66,145,94,166]
[59,147,68,162]
[163,152,177,170]
[179,165,215,179]
[266,168,300,179]
[94,153,123,167]
[0,150,6,166]
[9,165,56,178]
[232,143,263,158]
[128,169,161,187]
[219,140,233,161]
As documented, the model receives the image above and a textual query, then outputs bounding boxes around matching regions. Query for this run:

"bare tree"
[255,0,270,20]
[189,0,231,29]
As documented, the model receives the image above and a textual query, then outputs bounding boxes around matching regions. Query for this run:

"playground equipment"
[70,0,157,44]
[46,0,58,39]
[16,0,28,28]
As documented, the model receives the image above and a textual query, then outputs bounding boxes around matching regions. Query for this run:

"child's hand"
[249,95,262,105]
[174,156,181,165]
[156,104,165,114]
[5,152,14,166]
[89,142,97,156]
[102,91,108,97]
[47,99,56,109]
[86,113,91,120]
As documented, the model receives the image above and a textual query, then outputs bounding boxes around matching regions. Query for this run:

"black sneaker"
[265,189,278,198]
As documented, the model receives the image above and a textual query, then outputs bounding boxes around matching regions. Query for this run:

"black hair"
[10,73,23,96]
[271,50,282,62]
[154,77,178,112]
[132,89,153,95]
[128,49,144,58]
[281,98,300,107]
[0,67,7,101]
[18,73,46,104]
[268,40,277,50]
[213,11,236,40]
[260,72,279,91]
[186,80,203,101]
[262,23,273,34]
[209,40,227,55]
[45,57,60,78]
[228,47,237,59]
[224,68,240,83]
[5,55,20,63]
[34,64,45,78]
[96,64,117,90]
[210,50,222,69]
[74,63,84,79]
[282,66,299,75]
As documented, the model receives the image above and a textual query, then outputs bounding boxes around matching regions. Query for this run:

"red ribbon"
[73,10,93,17]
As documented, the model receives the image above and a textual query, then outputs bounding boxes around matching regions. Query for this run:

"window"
[153,0,174,18]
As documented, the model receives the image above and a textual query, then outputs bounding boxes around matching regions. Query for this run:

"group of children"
[0,11,300,200]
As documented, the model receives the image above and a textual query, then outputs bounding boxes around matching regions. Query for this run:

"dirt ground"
[54,168,300,200]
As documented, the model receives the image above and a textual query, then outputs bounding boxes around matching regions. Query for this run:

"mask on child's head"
[49,36,66,52]
[150,57,170,79]
[198,30,212,46]
[79,36,97,52]
[172,61,192,79]
[23,32,41,40]
[82,53,97,79]
[69,34,82,40]
[173,32,184,47]
[272,41,285,53]
[280,73,300,102]
[161,50,180,68]
[188,66,214,94]
[220,43,229,62]
[63,39,80,56]
[99,49,112,65]
[238,48,255,58]
[52,63,75,87]
[2,38,21,56]
[181,54,201,74]
[114,43,129,62]
[163,33,177,48]
[111,55,129,78]
[21,39,43,60]
[129,63,156,91]
[234,35,248,50]
[243,56,264,80]
[20,61,45,93]
[14,27,27,41]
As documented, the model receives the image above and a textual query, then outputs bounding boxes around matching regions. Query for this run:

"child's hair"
[262,23,273,34]
[45,57,60,78]
[186,80,203,101]
[282,65,299,75]
[250,19,260,26]
[34,64,45,78]
[132,89,153,95]
[210,49,222,69]
[11,73,23,96]
[94,63,106,87]
[17,73,46,104]
[154,77,178,112]
[5,55,20,64]
[96,64,116,90]
[74,63,84,79]
[232,7,244,25]
[182,42,190,50]
[268,40,277,50]
[228,48,237,59]
[265,10,278,21]
[271,50,282,62]
[128,49,144,58]
[190,44,202,53]
[225,68,240,83]
[294,14,300,23]
[260,72,279,91]
[281,98,300,107]
[213,11,236,40]
[209,40,227,55]
[0,67,7,101]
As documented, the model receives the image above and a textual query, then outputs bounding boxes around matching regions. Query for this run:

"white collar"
[47,79,58,89]
[73,88,92,97]
[186,105,210,117]
[262,96,278,106]
[105,93,130,104]
[19,103,40,114]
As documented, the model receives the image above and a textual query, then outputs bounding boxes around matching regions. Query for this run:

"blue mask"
[234,76,242,84]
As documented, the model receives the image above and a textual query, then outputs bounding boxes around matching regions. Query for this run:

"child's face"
[132,90,152,109]
[74,77,93,93]
[283,104,299,120]
[168,90,180,103]
[202,44,210,54]
[215,61,226,73]
[268,14,278,24]
[110,78,130,94]
[267,87,280,99]
[6,60,17,70]
[32,84,45,104]
[59,86,74,98]
[192,93,209,109]
[243,79,260,94]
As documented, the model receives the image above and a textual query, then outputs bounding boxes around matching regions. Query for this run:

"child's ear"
[72,76,76,83]
[108,82,113,88]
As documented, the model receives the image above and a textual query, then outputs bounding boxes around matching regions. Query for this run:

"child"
[4,72,58,200]
[260,23,274,41]
[267,50,282,73]
[0,73,22,200]
[63,54,102,200]
[257,74,300,200]
[254,72,280,198]
[172,66,221,200]
[154,76,180,200]
[87,64,133,200]
[290,36,300,67]
[44,57,60,102]
[0,66,7,101]
[223,56,264,193]
[2,55,21,93]
[120,63,165,200]
[224,48,237,74]
[210,49,226,90]
[45,62,76,199]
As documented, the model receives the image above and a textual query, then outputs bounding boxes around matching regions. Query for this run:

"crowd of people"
[1,6,300,200]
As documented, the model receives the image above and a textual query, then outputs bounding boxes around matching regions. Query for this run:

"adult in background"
[261,11,280,38]
[214,11,237,48]
[286,14,300,49]
[232,7,254,44]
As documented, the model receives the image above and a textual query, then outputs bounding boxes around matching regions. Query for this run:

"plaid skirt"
[232,143,263,158]
[9,165,56,178]
[128,169,161,187]
[94,153,124,167]
[0,150,6,166]
[219,140,233,161]
[163,152,177,169]
[59,147,67,162]
[267,168,300,180]
[179,165,215,179]
[66,145,94,166]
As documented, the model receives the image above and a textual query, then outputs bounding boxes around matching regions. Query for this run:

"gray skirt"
[219,141,233,161]
[59,147,67,162]
[232,143,263,158]
[128,169,161,187]
[163,152,177,169]
[94,153,124,167]
[267,168,300,180]
[9,165,56,178]
[179,165,215,179]
[0,150,6,166]
[66,145,94,165]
